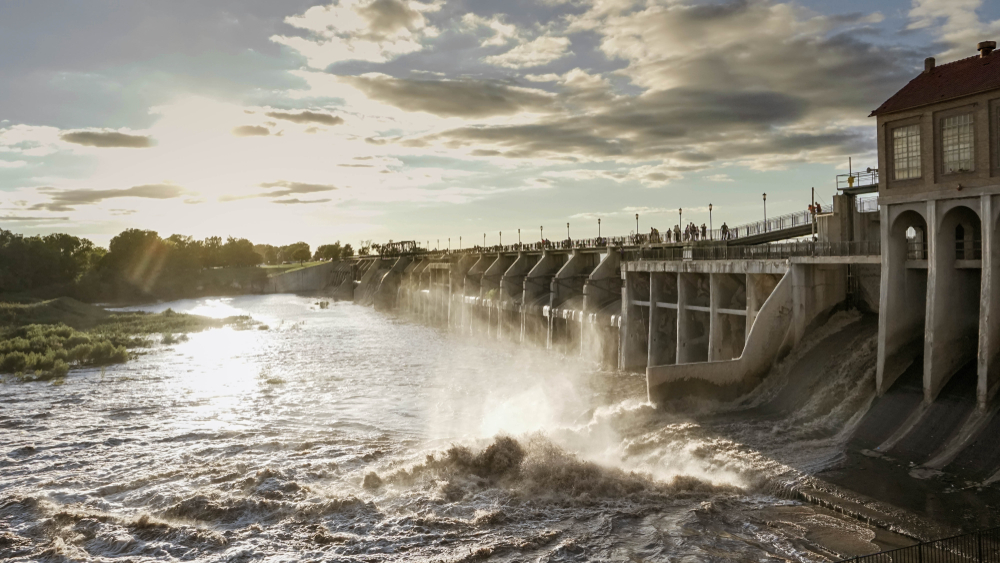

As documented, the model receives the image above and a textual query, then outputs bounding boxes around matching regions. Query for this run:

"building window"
[942,113,975,174]
[892,125,921,180]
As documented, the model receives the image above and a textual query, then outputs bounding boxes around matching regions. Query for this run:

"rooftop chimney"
[924,57,936,73]
[980,40,997,58]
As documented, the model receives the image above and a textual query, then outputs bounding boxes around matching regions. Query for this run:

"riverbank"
[0,297,257,381]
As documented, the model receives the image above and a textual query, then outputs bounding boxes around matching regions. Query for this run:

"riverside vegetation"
[0,227,355,303]
[0,297,257,382]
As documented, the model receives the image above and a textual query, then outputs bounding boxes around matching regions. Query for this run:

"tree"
[277,242,310,263]
[221,237,263,267]
[314,242,342,261]
[101,229,167,290]
[254,244,279,265]
[202,236,223,268]
[292,247,311,264]
[341,243,354,259]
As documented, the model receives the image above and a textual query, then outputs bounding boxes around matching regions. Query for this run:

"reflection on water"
[1,295,884,561]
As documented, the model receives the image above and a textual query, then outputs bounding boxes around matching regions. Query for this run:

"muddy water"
[1,295,889,561]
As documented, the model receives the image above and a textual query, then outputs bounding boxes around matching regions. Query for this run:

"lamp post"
[635,213,639,234]
[598,218,601,238]
[460,236,462,250]
[540,226,544,244]
[499,231,502,247]
[566,222,570,240]
[518,228,521,245]
[448,238,451,251]
[763,193,767,231]
[483,233,486,248]
[678,208,682,229]
[709,204,713,239]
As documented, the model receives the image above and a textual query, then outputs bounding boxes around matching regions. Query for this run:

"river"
[1,294,894,561]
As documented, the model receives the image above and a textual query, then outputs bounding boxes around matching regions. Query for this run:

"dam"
[265,40,1000,532]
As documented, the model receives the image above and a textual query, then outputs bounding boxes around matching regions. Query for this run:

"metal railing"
[837,169,879,191]
[710,203,832,242]
[690,241,880,260]
[857,195,880,214]
[957,237,983,260]
[839,527,1000,562]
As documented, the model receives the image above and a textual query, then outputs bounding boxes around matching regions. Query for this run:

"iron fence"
[690,241,880,260]
[857,195,880,214]
[837,169,879,191]
[839,527,1000,563]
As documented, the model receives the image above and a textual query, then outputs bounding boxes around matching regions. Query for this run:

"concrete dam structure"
[336,42,1000,503]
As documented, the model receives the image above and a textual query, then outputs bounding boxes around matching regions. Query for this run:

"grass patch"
[0,299,258,382]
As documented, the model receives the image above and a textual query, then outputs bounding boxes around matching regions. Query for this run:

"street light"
[483,233,486,248]
[678,208,682,229]
[499,231,502,246]
[540,226,544,243]
[598,218,601,238]
[635,213,639,234]
[763,193,767,231]
[709,204,713,240]
[566,222,570,240]
[518,228,521,245]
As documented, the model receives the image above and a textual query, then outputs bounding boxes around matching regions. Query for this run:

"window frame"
[884,115,924,188]
[991,97,1000,176]
[891,123,922,181]
[941,112,976,175]
[934,104,978,181]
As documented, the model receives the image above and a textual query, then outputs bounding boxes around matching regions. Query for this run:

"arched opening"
[880,210,929,394]
[926,205,982,401]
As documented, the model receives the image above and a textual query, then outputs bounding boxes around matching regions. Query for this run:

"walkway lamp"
[448,238,451,251]
[500,231,502,246]
[518,228,521,245]
[678,208,682,228]
[459,236,462,250]
[709,204,713,239]
[483,233,486,248]
[763,193,767,231]
[540,226,544,242]
[635,213,639,234]
[598,218,601,238]
[567,222,570,240]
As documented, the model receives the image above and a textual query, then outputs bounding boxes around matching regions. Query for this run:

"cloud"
[31,183,187,211]
[272,198,333,205]
[706,174,733,182]
[343,74,554,117]
[60,130,153,148]
[265,111,344,126]
[0,215,68,222]
[0,160,27,168]
[483,35,572,68]
[220,181,337,203]
[271,0,441,67]
[260,180,337,196]
[232,125,271,137]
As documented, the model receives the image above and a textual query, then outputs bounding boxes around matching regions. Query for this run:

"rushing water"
[1,294,892,562]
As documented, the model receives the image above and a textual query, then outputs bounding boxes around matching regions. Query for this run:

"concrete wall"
[925,198,983,401]
[522,252,563,346]
[373,257,412,311]
[266,261,354,296]
[979,194,1000,407]
[646,272,794,405]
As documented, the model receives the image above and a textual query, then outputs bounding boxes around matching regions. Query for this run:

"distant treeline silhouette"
[0,228,354,302]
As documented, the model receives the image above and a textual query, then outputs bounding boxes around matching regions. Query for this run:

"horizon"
[2,0,999,249]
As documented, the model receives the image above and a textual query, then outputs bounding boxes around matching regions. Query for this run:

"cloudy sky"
[1,0,998,248]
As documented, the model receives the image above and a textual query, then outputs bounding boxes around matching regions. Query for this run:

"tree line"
[0,227,356,296]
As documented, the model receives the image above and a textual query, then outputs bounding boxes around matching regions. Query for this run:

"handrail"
[839,526,1000,562]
